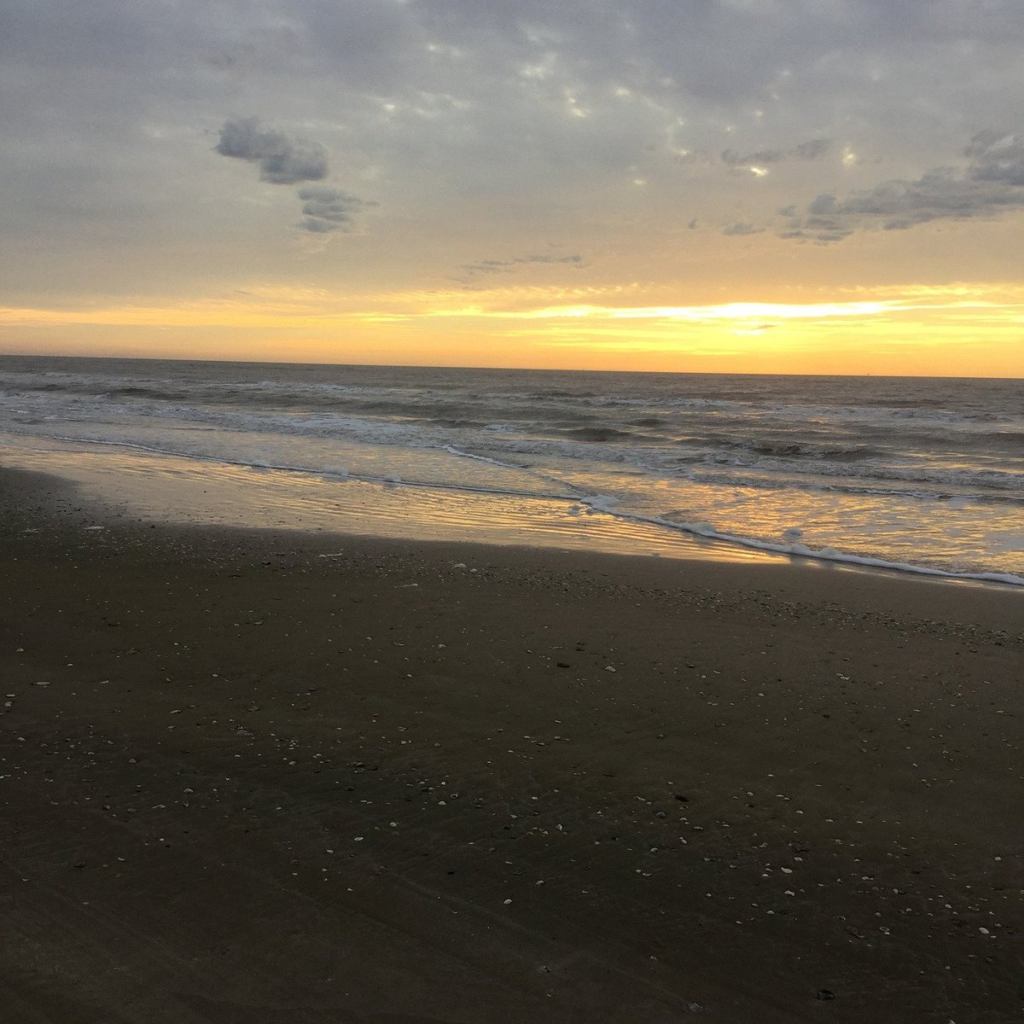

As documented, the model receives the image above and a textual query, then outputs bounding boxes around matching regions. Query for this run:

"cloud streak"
[455,253,587,284]
[721,138,831,170]
[722,222,764,236]
[297,186,374,233]
[782,132,1024,242]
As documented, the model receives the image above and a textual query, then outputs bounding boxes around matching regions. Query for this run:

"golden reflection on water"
[3,443,769,565]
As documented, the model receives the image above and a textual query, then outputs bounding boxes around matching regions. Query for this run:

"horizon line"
[1,351,1020,381]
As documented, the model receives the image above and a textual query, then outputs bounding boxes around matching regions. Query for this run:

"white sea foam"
[578,504,1024,587]
[443,444,522,469]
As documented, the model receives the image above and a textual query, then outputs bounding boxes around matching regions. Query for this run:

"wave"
[9,429,1023,588]
[442,445,523,469]
[552,426,642,442]
[108,386,190,402]
[577,498,1024,588]
[3,358,1022,586]
[5,373,1020,455]
[652,464,1024,504]
[6,389,1021,498]
[691,457,1024,495]
[688,436,883,461]
[8,408,1020,502]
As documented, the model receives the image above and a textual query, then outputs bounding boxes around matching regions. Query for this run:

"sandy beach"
[1,465,1021,1023]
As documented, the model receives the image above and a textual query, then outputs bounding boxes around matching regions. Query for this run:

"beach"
[1,464,1021,1023]
[5,0,1024,1014]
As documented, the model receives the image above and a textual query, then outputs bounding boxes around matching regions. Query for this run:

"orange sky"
[4,281,1022,377]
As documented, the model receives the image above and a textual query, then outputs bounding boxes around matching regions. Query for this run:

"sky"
[2,0,1023,376]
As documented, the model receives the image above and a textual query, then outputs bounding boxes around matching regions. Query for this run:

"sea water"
[0,356,1021,585]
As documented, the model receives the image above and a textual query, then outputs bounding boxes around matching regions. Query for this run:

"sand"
[1,465,1021,1023]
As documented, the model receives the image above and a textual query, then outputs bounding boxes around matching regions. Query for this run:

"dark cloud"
[213,118,371,235]
[296,186,373,233]
[215,117,328,184]
[782,131,1024,242]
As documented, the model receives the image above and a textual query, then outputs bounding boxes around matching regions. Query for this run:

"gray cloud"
[214,118,371,234]
[792,138,831,161]
[3,0,1024,306]
[455,252,587,282]
[721,148,785,168]
[967,130,1024,185]
[782,132,1024,242]
[297,186,374,233]
[778,217,854,244]
[674,149,714,167]
[722,222,765,236]
[215,117,328,184]
[721,139,830,168]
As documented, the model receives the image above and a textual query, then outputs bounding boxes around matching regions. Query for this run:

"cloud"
[792,138,831,161]
[674,150,714,166]
[721,147,785,168]
[297,186,373,233]
[967,130,1024,186]
[722,222,765,236]
[455,252,587,282]
[4,0,1024,306]
[214,117,371,234]
[721,139,831,169]
[215,117,328,184]
[782,131,1024,242]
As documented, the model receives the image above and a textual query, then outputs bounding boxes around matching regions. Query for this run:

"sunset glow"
[1,2,1022,376]
[4,284,1022,376]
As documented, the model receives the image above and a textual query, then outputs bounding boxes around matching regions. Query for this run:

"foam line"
[19,433,1024,589]
[578,499,1024,588]
[34,434,581,504]
[442,444,523,469]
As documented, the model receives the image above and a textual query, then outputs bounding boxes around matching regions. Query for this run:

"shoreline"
[3,438,1023,594]
[1,464,1022,1022]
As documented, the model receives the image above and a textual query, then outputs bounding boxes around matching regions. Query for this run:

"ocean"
[1,356,1022,586]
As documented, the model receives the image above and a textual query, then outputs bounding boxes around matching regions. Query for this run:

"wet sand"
[1,466,1021,1023]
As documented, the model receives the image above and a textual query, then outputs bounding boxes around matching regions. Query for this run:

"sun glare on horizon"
[2,284,1022,378]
